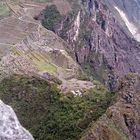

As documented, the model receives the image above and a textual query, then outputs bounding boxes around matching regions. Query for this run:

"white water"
[73,11,81,41]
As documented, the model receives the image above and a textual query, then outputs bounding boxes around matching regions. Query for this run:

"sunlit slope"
[0,0,94,93]
[0,0,79,81]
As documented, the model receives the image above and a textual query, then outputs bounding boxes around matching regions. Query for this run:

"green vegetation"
[42,5,62,31]
[0,75,115,140]
[12,48,57,75]
[31,54,57,75]
[0,3,10,17]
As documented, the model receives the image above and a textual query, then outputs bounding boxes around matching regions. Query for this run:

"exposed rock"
[103,0,140,42]
[47,0,140,90]
[0,100,34,140]
[81,74,140,140]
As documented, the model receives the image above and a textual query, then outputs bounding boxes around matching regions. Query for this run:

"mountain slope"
[0,0,140,140]
[40,0,140,90]
[0,1,78,80]
[81,74,140,140]
[104,0,140,42]
[0,0,95,93]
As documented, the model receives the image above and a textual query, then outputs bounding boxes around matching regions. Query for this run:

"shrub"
[42,5,61,31]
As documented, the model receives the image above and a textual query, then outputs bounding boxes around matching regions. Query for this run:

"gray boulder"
[0,100,34,140]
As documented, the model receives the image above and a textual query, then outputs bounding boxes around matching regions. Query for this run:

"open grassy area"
[34,60,57,74]
[0,3,10,17]
[12,47,57,75]
[30,52,57,74]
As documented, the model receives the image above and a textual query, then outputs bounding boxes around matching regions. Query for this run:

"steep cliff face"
[42,0,140,90]
[81,74,140,140]
[0,100,34,140]
[104,0,140,42]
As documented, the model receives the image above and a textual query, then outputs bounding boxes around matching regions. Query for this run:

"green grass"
[12,48,57,74]
[0,75,115,140]
[0,3,10,17]
[33,58,57,74]
[30,52,57,74]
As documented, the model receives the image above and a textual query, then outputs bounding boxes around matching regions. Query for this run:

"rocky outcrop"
[0,100,34,140]
[81,74,140,140]
[103,0,140,42]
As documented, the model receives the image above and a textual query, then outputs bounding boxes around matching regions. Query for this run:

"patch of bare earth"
[59,78,94,93]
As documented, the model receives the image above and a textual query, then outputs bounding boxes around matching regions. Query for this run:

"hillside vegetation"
[0,75,115,140]
[0,2,10,18]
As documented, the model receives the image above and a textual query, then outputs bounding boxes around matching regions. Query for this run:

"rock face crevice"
[0,100,34,140]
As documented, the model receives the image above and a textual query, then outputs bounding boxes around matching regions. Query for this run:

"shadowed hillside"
[0,75,115,140]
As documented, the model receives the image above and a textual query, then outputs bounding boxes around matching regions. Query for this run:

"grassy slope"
[0,3,10,17]
[0,75,115,140]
